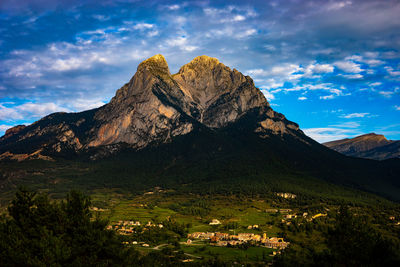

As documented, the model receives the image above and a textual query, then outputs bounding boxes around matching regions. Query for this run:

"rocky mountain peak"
[356,133,388,141]
[0,55,304,156]
[179,55,221,70]
[4,125,26,139]
[137,54,170,75]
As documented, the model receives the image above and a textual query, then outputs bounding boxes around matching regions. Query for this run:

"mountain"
[0,55,399,202]
[0,55,301,157]
[324,133,400,160]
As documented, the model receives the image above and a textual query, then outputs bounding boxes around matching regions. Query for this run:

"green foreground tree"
[0,188,138,267]
[273,206,400,266]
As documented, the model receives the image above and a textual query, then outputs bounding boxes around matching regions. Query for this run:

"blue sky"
[0,0,399,142]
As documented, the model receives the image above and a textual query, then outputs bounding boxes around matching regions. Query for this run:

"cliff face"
[324,133,400,160]
[0,55,302,157]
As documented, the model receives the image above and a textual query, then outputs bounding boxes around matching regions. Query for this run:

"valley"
[83,188,400,265]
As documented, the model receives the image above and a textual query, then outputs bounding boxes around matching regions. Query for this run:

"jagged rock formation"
[324,133,400,160]
[0,55,302,157]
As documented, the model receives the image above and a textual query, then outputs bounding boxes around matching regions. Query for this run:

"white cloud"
[258,79,284,89]
[133,23,154,30]
[0,124,12,132]
[233,15,246,21]
[341,112,369,119]
[299,62,334,78]
[204,6,257,21]
[0,102,69,121]
[363,59,384,66]
[326,1,352,11]
[334,60,362,73]
[166,36,199,51]
[92,15,110,21]
[261,90,275,101]
[69,99,106,111]
[369,82,382,87]
[339,73,363,79]
[235,29,257,38]
[166,4,180,10]
[395,105,400,111]
[312,63,334,73]
[379,91,394,98]
[51,53,109,72]
[320,95,335,100]
[270,64,301,76]
[303,127,357,143]
[246,69,268,76]
[330,121,360,128]
[298,96,307,100]
[385,66,400,76]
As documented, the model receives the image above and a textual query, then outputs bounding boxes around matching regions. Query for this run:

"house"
[252,234,261,241]
[276,192,297,199]
[188,232,215,240]
[312,213,327,219]
[216,241,228,246]
[215,232,229,239]
[209,219,221,225]
[264,237,289,249]
[266,209,278,213]
[228,240,241,246]
[262,233,267,241]
[211,236,220,242]
[204,232,215,239]
[284,214,297,219]
[279,209,292,213]
[238,233,254,241]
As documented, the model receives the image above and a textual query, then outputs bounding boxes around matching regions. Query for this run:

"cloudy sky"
[0,0,399,142]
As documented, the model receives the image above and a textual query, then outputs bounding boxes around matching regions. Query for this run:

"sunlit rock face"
[0,54,303,155]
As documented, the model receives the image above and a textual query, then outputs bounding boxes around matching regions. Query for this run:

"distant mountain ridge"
[324,133,400,160]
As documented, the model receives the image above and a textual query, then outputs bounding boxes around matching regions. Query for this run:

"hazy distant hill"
[324,133,400,160]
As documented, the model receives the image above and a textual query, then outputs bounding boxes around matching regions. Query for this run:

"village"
[102,192,336,256]
[107,219,290,252]
[187,231,289,249]
[107,220,164,235]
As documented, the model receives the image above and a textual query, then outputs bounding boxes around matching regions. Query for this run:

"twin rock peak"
[1,54,302,155]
